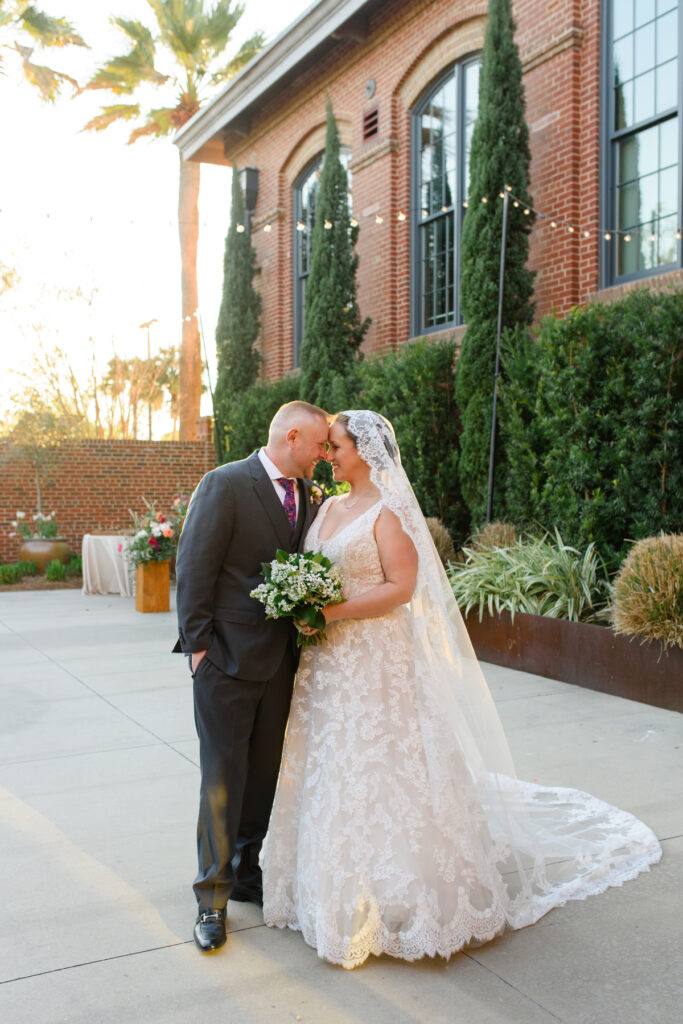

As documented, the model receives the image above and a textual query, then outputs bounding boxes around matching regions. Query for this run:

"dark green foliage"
[0,564,23,584]
[16,560,38,576]
[358,338,468,545]
[456,0,535,523]
[67,555,82,576]
[501,290,683,569]
[299,100,369,410]
[220,375,301,462]
[46,560,67,581]
[213,164,262,462]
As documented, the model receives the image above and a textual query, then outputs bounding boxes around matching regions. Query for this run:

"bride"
[260,409,661,969]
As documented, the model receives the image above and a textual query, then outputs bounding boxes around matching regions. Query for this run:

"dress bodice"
[305,497,385,600]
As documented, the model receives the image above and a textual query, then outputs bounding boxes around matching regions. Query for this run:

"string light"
[229,187,681,246]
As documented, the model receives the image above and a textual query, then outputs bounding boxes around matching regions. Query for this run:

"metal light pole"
[486,186,510,524]
[140,318,158,441]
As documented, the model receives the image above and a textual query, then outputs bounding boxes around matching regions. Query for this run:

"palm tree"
[0,1,86,100]
[82,1,264,440]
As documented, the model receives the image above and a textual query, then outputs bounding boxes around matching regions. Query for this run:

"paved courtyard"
[1,589,681,1024]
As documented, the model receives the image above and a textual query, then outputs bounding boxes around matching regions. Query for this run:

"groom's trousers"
[191,645,295,911]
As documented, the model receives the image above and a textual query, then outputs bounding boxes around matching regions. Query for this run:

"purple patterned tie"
[276,477,297,530]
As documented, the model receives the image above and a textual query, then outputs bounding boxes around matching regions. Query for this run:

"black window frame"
[600,0,682,287]
[410,55,481,337]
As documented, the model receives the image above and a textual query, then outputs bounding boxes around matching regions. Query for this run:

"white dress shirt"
[258,448,300,518]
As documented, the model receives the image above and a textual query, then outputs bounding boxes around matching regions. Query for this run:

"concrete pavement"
[1,589,681,1024]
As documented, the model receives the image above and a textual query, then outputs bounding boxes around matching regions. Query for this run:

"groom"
[174,400,329,952]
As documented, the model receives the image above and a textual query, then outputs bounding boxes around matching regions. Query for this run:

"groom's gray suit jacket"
[174,451,319,681]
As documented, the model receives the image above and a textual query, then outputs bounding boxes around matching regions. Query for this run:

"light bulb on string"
[568,225,574,233]
[324,219,332,230]
[624,233,632,242]
[296,220,305,232]
[397,211,406,221]
[236,224,245,233]
[583,230,590,238]
[604,232,612,240]
[462,200,469,208]
[524,208,530,215]
[263,223,272,233]
[513,201,519,208]
[350,217,359,228]
[677,230,682,240]
[481,196,488,203]
[550,220,557,228]
[375,214,384,224]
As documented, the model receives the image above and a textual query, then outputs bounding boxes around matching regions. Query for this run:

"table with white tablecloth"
[82,535,133,596]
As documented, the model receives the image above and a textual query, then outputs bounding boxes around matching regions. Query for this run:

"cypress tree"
[456,0,535,524]
[213,166,262,461]
[299,99,369,410]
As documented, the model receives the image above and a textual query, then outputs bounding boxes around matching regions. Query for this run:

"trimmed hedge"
[501,290,683,568]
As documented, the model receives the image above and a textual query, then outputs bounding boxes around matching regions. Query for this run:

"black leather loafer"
[230,882,263,906]
[194,908,227,952]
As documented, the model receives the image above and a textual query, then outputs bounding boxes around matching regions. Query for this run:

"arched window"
[602,0,679,283]
[411,57,480,335]
[293,148,351,366]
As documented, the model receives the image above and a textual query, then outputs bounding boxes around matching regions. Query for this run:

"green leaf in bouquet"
[260,562,273,578]
[297,604,326,630]
[275,550,289,563]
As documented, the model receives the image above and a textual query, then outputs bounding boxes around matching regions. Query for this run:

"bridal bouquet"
[250,550,344,646]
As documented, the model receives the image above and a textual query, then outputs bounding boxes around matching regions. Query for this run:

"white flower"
[11,521,17,528]
[16,511,25,519]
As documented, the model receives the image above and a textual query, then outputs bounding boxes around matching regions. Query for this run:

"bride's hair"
[333,411,398,463]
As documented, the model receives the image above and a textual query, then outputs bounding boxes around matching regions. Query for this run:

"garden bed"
[465,610,683,714]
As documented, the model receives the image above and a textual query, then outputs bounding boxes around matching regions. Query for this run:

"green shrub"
[501,290,683,569]
[15,560,37,576]
[447,529,610,623]
[67,555,82,576]
[217,375,301,463]
[0,564,22,584]
[46,560,67,581]
[359,337,469,545]
[611,534,683,650]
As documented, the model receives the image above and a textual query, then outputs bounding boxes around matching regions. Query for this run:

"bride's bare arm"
[323,508,418,623]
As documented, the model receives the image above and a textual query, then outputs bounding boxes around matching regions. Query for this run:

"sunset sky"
[0,0,312,432]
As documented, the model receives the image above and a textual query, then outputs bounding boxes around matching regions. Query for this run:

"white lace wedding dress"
[261,496,661,969]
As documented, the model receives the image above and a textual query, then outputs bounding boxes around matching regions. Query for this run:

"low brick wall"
[0,439,216,564]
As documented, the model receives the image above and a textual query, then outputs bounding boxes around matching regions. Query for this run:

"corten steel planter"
[464,610,683,714]
[18,538,71,574]
[135,560,170,613]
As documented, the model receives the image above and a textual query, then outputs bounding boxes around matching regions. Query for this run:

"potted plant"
[127,500,179,613]
[10,510,71,573]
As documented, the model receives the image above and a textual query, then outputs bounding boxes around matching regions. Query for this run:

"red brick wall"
[219,0,678,379]
[0,439,215,564]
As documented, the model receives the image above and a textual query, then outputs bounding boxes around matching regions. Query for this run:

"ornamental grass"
[447,529,610,623]
[470,521,517,550]
[611,535,683,651]
[426,518,456,566]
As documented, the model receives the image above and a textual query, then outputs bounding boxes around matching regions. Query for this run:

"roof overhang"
[174,0,382,165]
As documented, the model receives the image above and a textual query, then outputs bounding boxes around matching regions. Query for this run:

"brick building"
[176,0,681,382]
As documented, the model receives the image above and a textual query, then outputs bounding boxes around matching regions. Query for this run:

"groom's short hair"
[269,400,329,439]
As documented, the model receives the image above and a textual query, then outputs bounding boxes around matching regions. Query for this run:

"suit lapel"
[249,453,294,550]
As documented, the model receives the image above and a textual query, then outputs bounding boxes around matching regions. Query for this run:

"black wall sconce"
[238,167,259,232]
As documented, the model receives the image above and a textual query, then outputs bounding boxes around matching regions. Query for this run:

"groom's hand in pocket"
[191,650,207,673]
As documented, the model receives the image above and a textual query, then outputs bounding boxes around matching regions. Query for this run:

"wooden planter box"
[464,610,683,714]
[135,560,170,613]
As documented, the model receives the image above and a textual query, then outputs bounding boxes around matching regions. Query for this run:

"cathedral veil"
[341,410,661,928]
